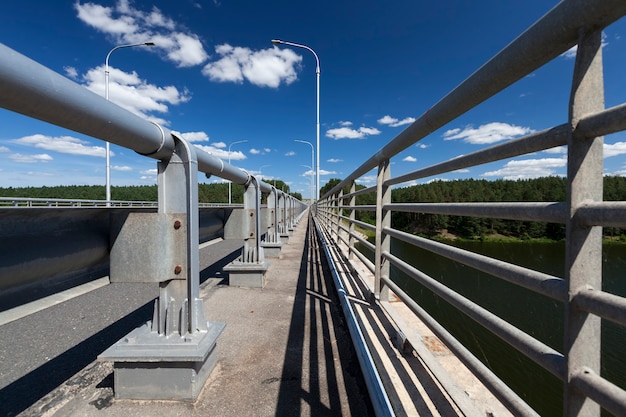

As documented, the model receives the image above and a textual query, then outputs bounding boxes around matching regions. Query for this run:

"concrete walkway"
[13,215,374,417]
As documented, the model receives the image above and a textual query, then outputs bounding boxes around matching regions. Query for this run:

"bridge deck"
[1,214,509,417]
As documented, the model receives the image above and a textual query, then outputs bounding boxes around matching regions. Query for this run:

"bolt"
[249,212,254,217]
[174,265,182,275]
[174,220,182,230]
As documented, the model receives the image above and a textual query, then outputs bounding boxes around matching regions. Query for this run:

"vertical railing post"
[374,159,391,301]
[101,134,224,400]
[261,187,283,257]
[348,182,356,261]
[223,175,270,287]
[564,29,605,417]
[336,189,343,239]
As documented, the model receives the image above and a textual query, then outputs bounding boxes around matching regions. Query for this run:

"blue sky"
[1,1,625,198]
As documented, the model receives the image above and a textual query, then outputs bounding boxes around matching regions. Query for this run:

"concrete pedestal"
[261,242,283,258]
[98,321,225,400]
[224,261,270,288]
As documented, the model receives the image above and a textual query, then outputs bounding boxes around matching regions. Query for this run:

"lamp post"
[294,139,314,205]
[272,39,320,203]
[228,139,248,204]
[301,165,313,206]
[104,41,155,205]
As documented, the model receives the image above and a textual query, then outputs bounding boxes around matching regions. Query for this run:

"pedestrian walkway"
[17,214,374,417]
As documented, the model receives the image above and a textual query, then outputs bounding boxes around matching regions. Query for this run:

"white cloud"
[417,143,429,149]
[250,148,261,155]
[176,131,209,142]
[443,122,534,144]
[356,175,376,185]
[194,144,246,161]
[285,151,295,156]
[75,1,208,67]
[81,65,190,125]
[0,146,9,152]
[403,156,417,162]
[327,158,343,163]
[378,115,416,127]
[202,44,302,88]
[604,141,626,158]
[326,125,382,140]
[9,153,53,163]
[64,66,78,79]
[140,167,158,181]
[212,141,226,149]
[112,165,132,171]
[12,134,107,157]
[319,169,337,176]
[482,157,567,180]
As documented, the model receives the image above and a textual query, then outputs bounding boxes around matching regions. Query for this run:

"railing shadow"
[328,228,463,416]
[0,301,153,417]
[273,217,374,417]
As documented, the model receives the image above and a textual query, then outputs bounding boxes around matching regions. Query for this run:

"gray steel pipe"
[0,43,290,197]
[0,43,174,160]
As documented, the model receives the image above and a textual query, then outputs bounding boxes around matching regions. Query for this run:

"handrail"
[316,1,626,416]
[0,43,283,196]
[0,196,242,208]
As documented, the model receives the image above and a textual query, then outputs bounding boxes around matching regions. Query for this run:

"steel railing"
[0,37,306,400]
[316,1,626,416]
[0,196,242,208]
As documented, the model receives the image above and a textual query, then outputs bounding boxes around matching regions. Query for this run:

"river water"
[359,238,626,416]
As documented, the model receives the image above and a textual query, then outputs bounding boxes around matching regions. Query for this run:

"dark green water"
[358,238,626,416]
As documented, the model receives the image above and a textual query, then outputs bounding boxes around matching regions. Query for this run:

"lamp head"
[145,42,155,46]
[271,39,284,45]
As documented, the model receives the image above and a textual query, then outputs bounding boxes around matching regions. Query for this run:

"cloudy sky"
[1,0,626,197]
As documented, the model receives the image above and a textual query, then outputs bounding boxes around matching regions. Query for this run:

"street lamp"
[272,39,320,203]
[228,139,248,204]
[104,41,155,205]
[301,165,313,205]
[294,139,314,205]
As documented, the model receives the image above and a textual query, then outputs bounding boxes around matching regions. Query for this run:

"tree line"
[0,178,302,204]
[320,176,626,241]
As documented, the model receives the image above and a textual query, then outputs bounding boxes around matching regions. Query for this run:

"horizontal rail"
[383,250,566,380]
[571,368,626,417]
[387,125,568,187]
[572,287,626,327]
[0,43,285,196]
[387,202,567,224]
[384,227,567,301]
[577,202,626,228]
[381,276,540,417]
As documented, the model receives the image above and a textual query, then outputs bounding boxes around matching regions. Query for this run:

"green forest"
[0,178,302,204]
[320,176,626,241]
[3,176,625,241]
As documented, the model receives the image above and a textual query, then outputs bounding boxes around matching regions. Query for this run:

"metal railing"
[0,40,306,400]
[0,196,241,208]
[316,1,626,416]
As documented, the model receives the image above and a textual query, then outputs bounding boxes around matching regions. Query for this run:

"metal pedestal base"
[261,242,283,258]
[98,321,225,400]
[224,261,270,287]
